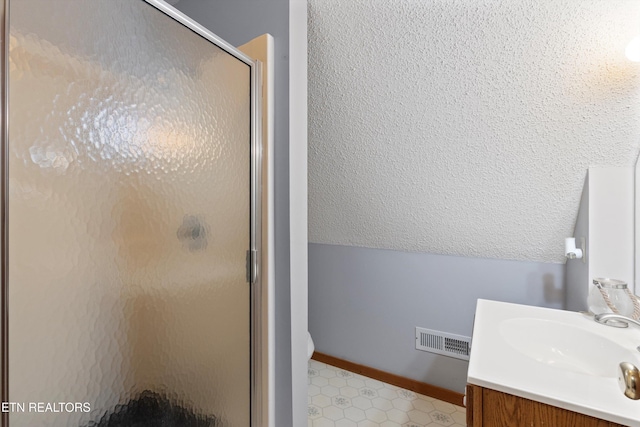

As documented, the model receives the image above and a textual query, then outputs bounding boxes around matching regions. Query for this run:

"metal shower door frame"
[0,0,264,425]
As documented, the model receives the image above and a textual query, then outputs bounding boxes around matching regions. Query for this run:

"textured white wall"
[308,0,640,263]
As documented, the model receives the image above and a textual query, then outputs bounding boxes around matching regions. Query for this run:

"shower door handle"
[246,249,258,284]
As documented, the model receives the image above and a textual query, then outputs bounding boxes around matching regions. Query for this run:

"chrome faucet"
[594,312,640,328]
[594,313,640,400]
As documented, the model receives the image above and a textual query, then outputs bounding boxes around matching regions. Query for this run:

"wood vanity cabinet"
[466,384,627,427]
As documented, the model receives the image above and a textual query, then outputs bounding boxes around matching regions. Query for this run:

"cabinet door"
[466,384,483,427]
[467,384,626,427]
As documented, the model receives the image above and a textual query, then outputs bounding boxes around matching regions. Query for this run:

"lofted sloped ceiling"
[308,0,640,264]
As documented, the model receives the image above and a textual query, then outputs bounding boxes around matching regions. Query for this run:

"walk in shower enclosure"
[0,0,263,425]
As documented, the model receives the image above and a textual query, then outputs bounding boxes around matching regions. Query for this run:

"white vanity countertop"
[467,299,640,426]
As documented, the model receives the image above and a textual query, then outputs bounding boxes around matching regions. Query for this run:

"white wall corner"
[289,1,308,426]
[587,167,634,296]
[566,167,635,311]
[566,172,590,312]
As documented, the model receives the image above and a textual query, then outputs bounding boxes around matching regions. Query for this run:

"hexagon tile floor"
[308,360,466,427]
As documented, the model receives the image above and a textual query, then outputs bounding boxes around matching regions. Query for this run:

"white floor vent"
[415,327,471,361]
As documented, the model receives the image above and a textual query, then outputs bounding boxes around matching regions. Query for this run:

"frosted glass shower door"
[6,1,257,426]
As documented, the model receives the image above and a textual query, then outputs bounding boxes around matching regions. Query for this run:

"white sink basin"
[500,317,634,378]
[467,300,640,426]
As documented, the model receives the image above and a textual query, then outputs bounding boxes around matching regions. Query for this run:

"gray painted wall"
[308,243,565,393]
[171,1,292,425]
